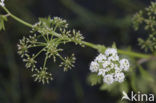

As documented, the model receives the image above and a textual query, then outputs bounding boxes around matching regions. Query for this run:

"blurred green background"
[0,0,156,103]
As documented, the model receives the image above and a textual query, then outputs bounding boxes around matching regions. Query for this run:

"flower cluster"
[0,0,5,7]
[132,2,156,52]
[32,17,84,47]
[59,54,76,71]
[32,67,53,84]
[17,17,84,84]
[89,48,130,85]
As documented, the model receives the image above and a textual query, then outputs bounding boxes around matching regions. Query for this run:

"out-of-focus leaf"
[87,73,102,86]
[0,15,8,31]
[39,16,51,27]
[100,84,109,91]
[147,60,156,70]
[100,82,128,96]
[136,77,149,93]
[100,82,118,92]
[120,81,129,93]
[138,64,154,83]
[130,69,137,92]
[112,42,117,48]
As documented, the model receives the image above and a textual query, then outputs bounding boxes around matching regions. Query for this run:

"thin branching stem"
[2,7,33,28]
[2,6,153,59]
[33,48,45,59]
[43,54,48,69]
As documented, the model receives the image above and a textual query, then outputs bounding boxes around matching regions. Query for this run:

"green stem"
[118,49,151,58]
[33,48,45,59]
[2,6,33,28]
[82,41,99,50]
[83,41,151,59]
[29,44,45,48]
[2,7,153,59]
[57,54,65,61]
[43,55,48,68]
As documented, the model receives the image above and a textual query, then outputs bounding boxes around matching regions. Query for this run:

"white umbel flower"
[89,48,130,85]
[0,0,5,7]
[120,59,130,71]
[103,74,114,85]
[114,64,122,72]
[95,53,106,62]
[90,61,99,72]
[102,61,111,68]
[105,48,117,56]
[114,72,125,83]
[98,69,106,76]
[108,54,119,61]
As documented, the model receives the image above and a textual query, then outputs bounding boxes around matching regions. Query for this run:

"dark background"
[0,0,154,103]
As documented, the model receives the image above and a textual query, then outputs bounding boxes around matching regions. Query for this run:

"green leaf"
[39,16,51,27]
[136,77,150,93]
[138,64,154,83]
[0,15,8,31]
[120,81,129,93]
[100,82,118,91]
[112,42,117,48]
[130,70,137,92]
[87,73,102,86]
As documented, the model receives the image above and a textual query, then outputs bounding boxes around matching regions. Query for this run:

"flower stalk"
[2,6,152,59]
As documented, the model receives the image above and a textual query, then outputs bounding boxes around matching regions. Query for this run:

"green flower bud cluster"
[17,17,84,84]
[132,2,156,52]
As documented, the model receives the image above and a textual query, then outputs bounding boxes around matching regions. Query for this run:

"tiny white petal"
[114,64,122,72]
[102,61,111,68]
[89,61,99,72]
[95,53,107,62]
[114,72,125,83]
[0,0,5,7]
[120,59,130,71]
[98,69,106,76]
[103,74,114,85]
[108,54,119,61]
[105,48,117,57]
[110,62,115,69]
[105,67,111,72]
